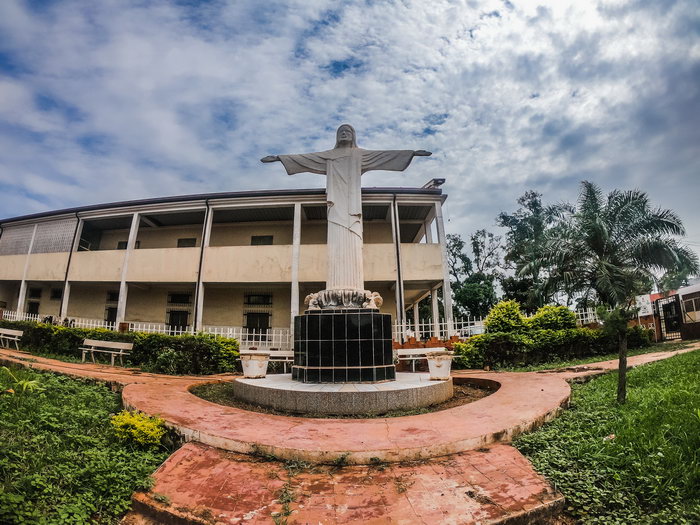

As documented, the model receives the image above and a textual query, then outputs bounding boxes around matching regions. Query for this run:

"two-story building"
[0,182,454,347]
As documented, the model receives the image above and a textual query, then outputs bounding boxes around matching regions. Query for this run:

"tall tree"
[446,231,503,318]
[528,181,699,403]
[497,191,570,312]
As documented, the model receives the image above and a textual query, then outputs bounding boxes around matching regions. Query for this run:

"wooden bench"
[0,328,23,350]
[80,339,133,366]
[239,348,294,373]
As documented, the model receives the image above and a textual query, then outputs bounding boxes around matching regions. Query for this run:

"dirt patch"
[190,381,494,419]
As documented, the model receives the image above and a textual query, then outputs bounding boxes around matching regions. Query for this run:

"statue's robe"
[279,147,415,291]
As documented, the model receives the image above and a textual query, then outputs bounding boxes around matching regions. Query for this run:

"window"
[251,235,273,246]
[106,291,120,303]
[28,288,42,299]
[168,293,192,305]
[116,240,140,250]
[244,293,272,305]
[50,288,63,301]
[177,238,197,248]
[245,312,270,333]
[27,301,40,315]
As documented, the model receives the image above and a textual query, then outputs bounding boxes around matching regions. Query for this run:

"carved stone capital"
[304,289,384,310]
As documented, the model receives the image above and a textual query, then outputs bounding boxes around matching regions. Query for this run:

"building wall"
[23,282,63,317]
[363,222,393,243]
[124,284,195,324]
[301,223,326,244]
[210,222,293,247]
[26,253,71,281]
[202,285,291,328]
[67,283,118,319]
[0,281,19,310]
[0,254,28,281]
[69,251,125,282]
[127,248,200,282]
[203,246,292,283]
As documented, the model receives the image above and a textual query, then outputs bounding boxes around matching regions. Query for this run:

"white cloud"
[0,0,697,256]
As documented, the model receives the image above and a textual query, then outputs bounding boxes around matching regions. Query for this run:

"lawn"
[514,349,700,524]
[503,340,693,372]
[0,366,169,524]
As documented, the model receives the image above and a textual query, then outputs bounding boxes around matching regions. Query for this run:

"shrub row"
[454,325,653,369]
[0,319,239,375]
[484,301,577,333]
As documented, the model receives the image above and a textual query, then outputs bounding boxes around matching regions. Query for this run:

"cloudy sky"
[1,0,698,255]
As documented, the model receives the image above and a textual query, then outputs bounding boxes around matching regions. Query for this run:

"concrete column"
[435,201,454,336]
[116,213,140,324]
[413,303,420,340]
[290,203,302,334]
[60,219,83,320]
[60,282,71,319]
[390,199,405,341]
[17,224,38,313]
[431,286,440,339]
[425,219,433,243]
[195,206,214,331]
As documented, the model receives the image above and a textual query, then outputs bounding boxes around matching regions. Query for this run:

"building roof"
[0,186,444,225]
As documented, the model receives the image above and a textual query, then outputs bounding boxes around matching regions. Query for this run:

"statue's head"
[335,124,357,148]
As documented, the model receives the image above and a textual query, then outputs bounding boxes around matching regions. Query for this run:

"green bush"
[528,305,577,330]
[453,325,652,370]
[111,410,166,447]
[0,367,169,523]
[0,319,239,375]
[626,325,653,349]
[484,300,526,333]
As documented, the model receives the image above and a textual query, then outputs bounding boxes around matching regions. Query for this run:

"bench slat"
[0,328,23,337]
[82,339,133,350]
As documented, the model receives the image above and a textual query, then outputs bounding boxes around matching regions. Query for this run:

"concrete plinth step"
[125,442,564,525]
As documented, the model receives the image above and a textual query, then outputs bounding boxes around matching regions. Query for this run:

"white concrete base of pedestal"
[231,373,453,416]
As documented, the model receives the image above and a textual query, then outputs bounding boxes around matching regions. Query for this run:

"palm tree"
[526,181,698,403]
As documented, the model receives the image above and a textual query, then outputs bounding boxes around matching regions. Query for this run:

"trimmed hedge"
[455,301,654,369]
[484,300,526,333]
[0,319,239,375]
[527,305,576,330]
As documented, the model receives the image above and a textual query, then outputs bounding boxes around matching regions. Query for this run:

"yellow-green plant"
[111,410,166,447]
[1,366,42,394]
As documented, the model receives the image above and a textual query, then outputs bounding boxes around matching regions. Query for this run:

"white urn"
[425,350,453,381]
[240,352,270,379]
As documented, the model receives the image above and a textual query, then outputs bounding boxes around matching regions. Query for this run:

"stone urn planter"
[425,351,453,381]
[240,352,270,379]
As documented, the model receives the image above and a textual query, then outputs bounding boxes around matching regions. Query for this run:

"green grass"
[502,340,693,372]
[514,349,700,524]
[0,366,169,524]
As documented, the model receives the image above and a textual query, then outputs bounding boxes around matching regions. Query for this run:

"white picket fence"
[395,317,486,341]
[0,310,41,323]
[1,306,611,349]
[203,326,293,351]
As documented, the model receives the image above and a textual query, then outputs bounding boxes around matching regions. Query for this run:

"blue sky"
[1,0,699,256]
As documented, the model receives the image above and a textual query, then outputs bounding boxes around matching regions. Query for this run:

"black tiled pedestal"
[291,309,396,383]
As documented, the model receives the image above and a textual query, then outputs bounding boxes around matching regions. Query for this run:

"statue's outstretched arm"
[260,155,280,163]
[413,150,432,156]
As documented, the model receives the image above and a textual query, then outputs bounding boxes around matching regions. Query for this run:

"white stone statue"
[262,124,431,307]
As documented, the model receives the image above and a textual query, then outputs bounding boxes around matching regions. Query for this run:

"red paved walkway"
[2,343,697,524]
[132,441,563,525]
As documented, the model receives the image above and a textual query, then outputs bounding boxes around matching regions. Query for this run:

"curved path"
[2,344,697,524]
[121,373,569,464]
[2,345,696,465]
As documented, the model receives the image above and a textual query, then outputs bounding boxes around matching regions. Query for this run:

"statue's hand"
[261,155,281,163]
[413,150,432,156]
